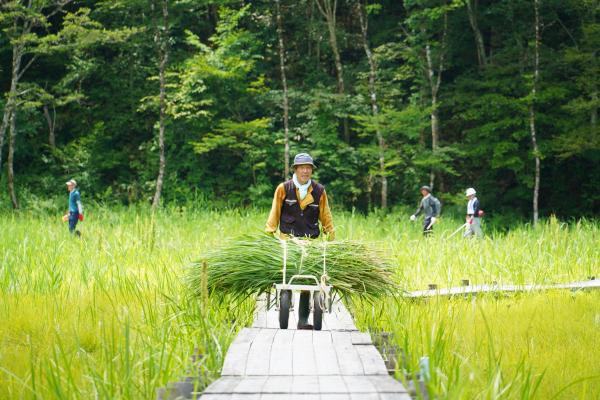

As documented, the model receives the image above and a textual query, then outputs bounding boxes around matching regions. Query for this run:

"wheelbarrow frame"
[272,239,332,329]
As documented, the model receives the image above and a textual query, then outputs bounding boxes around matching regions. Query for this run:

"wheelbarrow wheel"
[279,290,291,329]
[313,292,324,331]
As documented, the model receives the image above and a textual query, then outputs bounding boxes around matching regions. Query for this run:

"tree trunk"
[529,0,541,226]
[466,0,487,69]
[0,103,11,171]
[429,95,440,189]
[7,108,18,209]
[5,41,23,206]
[357,2,387,209]
[43,103,56,147]
[424,12,446,191]
[275,0,291,179]
[152,0,169,209]
[315,0,349,142]
[0,44,22,177]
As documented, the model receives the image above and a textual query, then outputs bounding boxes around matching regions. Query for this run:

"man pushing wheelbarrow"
[265,152,335,330]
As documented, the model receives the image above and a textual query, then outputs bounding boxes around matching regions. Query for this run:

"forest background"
[1,0,598,222]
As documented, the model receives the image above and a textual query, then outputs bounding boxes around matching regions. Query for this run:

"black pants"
[298,291,311,326]
[423,216,433,236]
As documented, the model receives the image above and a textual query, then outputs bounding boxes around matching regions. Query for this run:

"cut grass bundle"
[189,234,396,299]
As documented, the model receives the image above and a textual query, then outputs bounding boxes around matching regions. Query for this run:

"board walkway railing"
[406,278,600,298]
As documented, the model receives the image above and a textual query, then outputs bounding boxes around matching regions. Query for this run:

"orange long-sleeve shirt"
[265,182,335,240]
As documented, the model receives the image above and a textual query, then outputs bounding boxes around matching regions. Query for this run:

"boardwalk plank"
[379,394,413,400]
[331,331,364,375]
[318,375,348,393]
[269,329,295,375]
[246,329,277,376]
[292,331,316,375]
[233,376,267,393]
[320,395,351,400]
[356,345,388,375]
[262,376,293,393]
[266,308,280,329]
[342,375,377,393]
[350,332,372,345]
[350,394,379,400]
[313,331,340,375]
[231,395,260,400]
[291,376,320,394]
[203,376,241,393]
[368,376,408,392]
[222,328,261,376]
[200,395,232,400]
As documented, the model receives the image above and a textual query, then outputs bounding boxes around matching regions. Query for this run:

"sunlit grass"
[0,207,256,399]
[351,291,600,399]
[0,207,598,399]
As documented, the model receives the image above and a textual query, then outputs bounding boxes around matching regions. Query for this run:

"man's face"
[295,164,313,184]
[67,183,74,192]
[420,189,429,197]
[467,194,474,200]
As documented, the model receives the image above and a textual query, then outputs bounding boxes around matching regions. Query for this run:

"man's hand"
[78,214,84,222]
[431,217,437,225]
[410,215,416,221]
[62,214,69,222]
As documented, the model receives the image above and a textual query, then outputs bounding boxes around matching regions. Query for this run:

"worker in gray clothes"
[410,185,441,236]
[464,187,483,238]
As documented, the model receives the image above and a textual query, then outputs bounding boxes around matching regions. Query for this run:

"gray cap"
[292,153,316,168]
[66,179,77,187]
[420,185,431,193]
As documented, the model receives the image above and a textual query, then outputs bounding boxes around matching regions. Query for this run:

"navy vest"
[279,180,324,238]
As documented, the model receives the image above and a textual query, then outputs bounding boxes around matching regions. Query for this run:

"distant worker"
[266,152,335,329]
[63,179,84,236]
[410,185,441,236]
[464,187,483,238]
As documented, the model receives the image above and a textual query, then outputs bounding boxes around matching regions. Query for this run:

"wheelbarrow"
[273,239,332,330]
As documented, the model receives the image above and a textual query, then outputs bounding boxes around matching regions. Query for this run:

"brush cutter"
[448,222,469,238]
[274,238,332,331]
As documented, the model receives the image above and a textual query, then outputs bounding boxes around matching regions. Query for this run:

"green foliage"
[0,0,599,215]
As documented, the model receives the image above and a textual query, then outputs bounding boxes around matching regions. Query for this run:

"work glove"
[409,215,416,221]
[431,217,437,225]
[78,214,84,222]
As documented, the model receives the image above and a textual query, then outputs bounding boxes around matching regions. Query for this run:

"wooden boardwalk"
[199,294,410,400]
[406,279,600,298]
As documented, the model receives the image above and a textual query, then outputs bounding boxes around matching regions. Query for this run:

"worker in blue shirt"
[63,179,84,235]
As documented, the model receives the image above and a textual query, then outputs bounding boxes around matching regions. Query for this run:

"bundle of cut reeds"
[189,234,396,299]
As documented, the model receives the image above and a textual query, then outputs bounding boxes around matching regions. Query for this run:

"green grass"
[0,208,256,399]
[0,207,598,399]
[350,291,600,399]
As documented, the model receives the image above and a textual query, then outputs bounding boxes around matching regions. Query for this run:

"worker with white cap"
[63,179,84,236]
[464,187,483,238]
